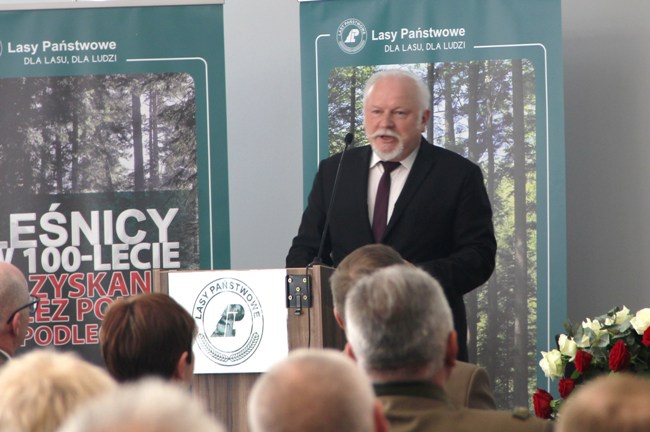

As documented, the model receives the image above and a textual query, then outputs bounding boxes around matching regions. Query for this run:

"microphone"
[310,132,354,266]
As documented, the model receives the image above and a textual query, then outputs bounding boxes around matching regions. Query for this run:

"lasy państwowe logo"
[193,277,264,366]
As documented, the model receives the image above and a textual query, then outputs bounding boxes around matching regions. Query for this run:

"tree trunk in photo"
[443,65,455,147]
[511,58,529,405]
[54,136,63,194]
[465,61,481,361]
[148,89,160,189]
[349,68,357,139]
[484,63,499,383]
[38,131,50,194]
[427,63,435,143]
[70,109,79,192]
[132,91,144,191]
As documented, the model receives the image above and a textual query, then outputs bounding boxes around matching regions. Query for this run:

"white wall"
[563,0,650,321]
[223,0,303,270]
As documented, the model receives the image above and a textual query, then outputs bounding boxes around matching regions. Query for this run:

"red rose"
[643,328,650,347]
[609,340,631,371]
[558,377,576,398]
[533,388,554,419]
[574,350,593,374]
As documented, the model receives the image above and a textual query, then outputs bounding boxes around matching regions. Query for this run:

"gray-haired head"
[362,68,431,113]
[345,265,453,378]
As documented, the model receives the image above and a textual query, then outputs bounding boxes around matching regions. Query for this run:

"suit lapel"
[385,139,437,236]
[337,145,373,231]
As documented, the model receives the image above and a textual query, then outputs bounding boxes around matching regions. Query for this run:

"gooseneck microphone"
[310,132,354,266]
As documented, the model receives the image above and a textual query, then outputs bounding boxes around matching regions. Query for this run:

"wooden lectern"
[152,265,345,432]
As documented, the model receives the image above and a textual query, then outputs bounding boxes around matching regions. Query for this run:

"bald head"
[248,349,385,432]
[0,262,29,315]
[557,373,650,432]
[0,262,30,356]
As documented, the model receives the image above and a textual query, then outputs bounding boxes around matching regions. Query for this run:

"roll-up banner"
[0,0,229,362]
[299,0,566,407]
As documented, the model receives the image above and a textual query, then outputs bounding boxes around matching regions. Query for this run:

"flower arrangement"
[532,306,650,419]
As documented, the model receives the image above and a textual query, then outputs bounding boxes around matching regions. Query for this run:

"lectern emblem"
[193,277,264,366]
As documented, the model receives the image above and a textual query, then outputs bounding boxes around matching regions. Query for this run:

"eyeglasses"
[5,296,40,324]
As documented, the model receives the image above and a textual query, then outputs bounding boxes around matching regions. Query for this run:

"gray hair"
[345,265,452,376]
[248,349,376,432]
[58,378,225,432]
[362,68,431,112]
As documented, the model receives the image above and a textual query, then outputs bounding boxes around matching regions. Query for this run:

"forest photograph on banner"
[0,2,228,363]
[300,0,566,409]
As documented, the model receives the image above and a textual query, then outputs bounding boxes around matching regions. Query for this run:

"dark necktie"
[372,161,401,242]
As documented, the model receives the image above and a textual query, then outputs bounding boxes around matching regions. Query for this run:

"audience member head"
[100,292,196,384]
[330,244,405,329]
[362,69,431,162]
[248,348,388,432]
[345,265,456,383]
[0,262,34,359]
[58,377,225,432]
[0,349,116,432]
[556,373,650,432]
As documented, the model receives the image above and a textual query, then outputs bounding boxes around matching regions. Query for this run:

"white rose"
[631,308,650,335]
[605,306,633,326]
[539,349,564,380]
[558,334,577,360]
[582,317,603,333]
[575,318,606,348]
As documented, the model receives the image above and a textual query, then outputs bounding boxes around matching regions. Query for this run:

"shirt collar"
[373,380,448,401]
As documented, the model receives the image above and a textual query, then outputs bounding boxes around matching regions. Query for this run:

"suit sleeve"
[466,365,497,410]
[418,163,496,298]
[285,161,333,267]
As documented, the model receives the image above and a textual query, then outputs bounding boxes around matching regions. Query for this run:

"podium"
[152,265,345,432]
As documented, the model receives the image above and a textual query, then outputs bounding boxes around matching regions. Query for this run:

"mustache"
[369,129,401,140]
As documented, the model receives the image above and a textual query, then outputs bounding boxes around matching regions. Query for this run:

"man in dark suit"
[286,69,496,361]
[345,265,551,432]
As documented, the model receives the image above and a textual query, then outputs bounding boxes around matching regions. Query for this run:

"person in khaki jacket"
[345,265,553,432]
[330,244,496,410]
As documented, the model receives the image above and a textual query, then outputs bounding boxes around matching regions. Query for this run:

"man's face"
[363,75,430,161]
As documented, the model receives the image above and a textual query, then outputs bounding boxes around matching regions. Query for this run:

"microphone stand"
[309,132,354,266]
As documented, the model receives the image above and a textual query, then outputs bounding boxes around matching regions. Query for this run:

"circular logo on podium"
[336,18,368,54]
[193,277,264,366]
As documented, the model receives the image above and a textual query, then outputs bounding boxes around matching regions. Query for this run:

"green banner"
[0,1,229,361]
[300,0,566,407]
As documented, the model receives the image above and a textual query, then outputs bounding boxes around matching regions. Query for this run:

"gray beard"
[370,141,404,161]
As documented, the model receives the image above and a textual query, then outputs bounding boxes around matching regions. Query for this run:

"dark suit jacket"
[286,139,496,360]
